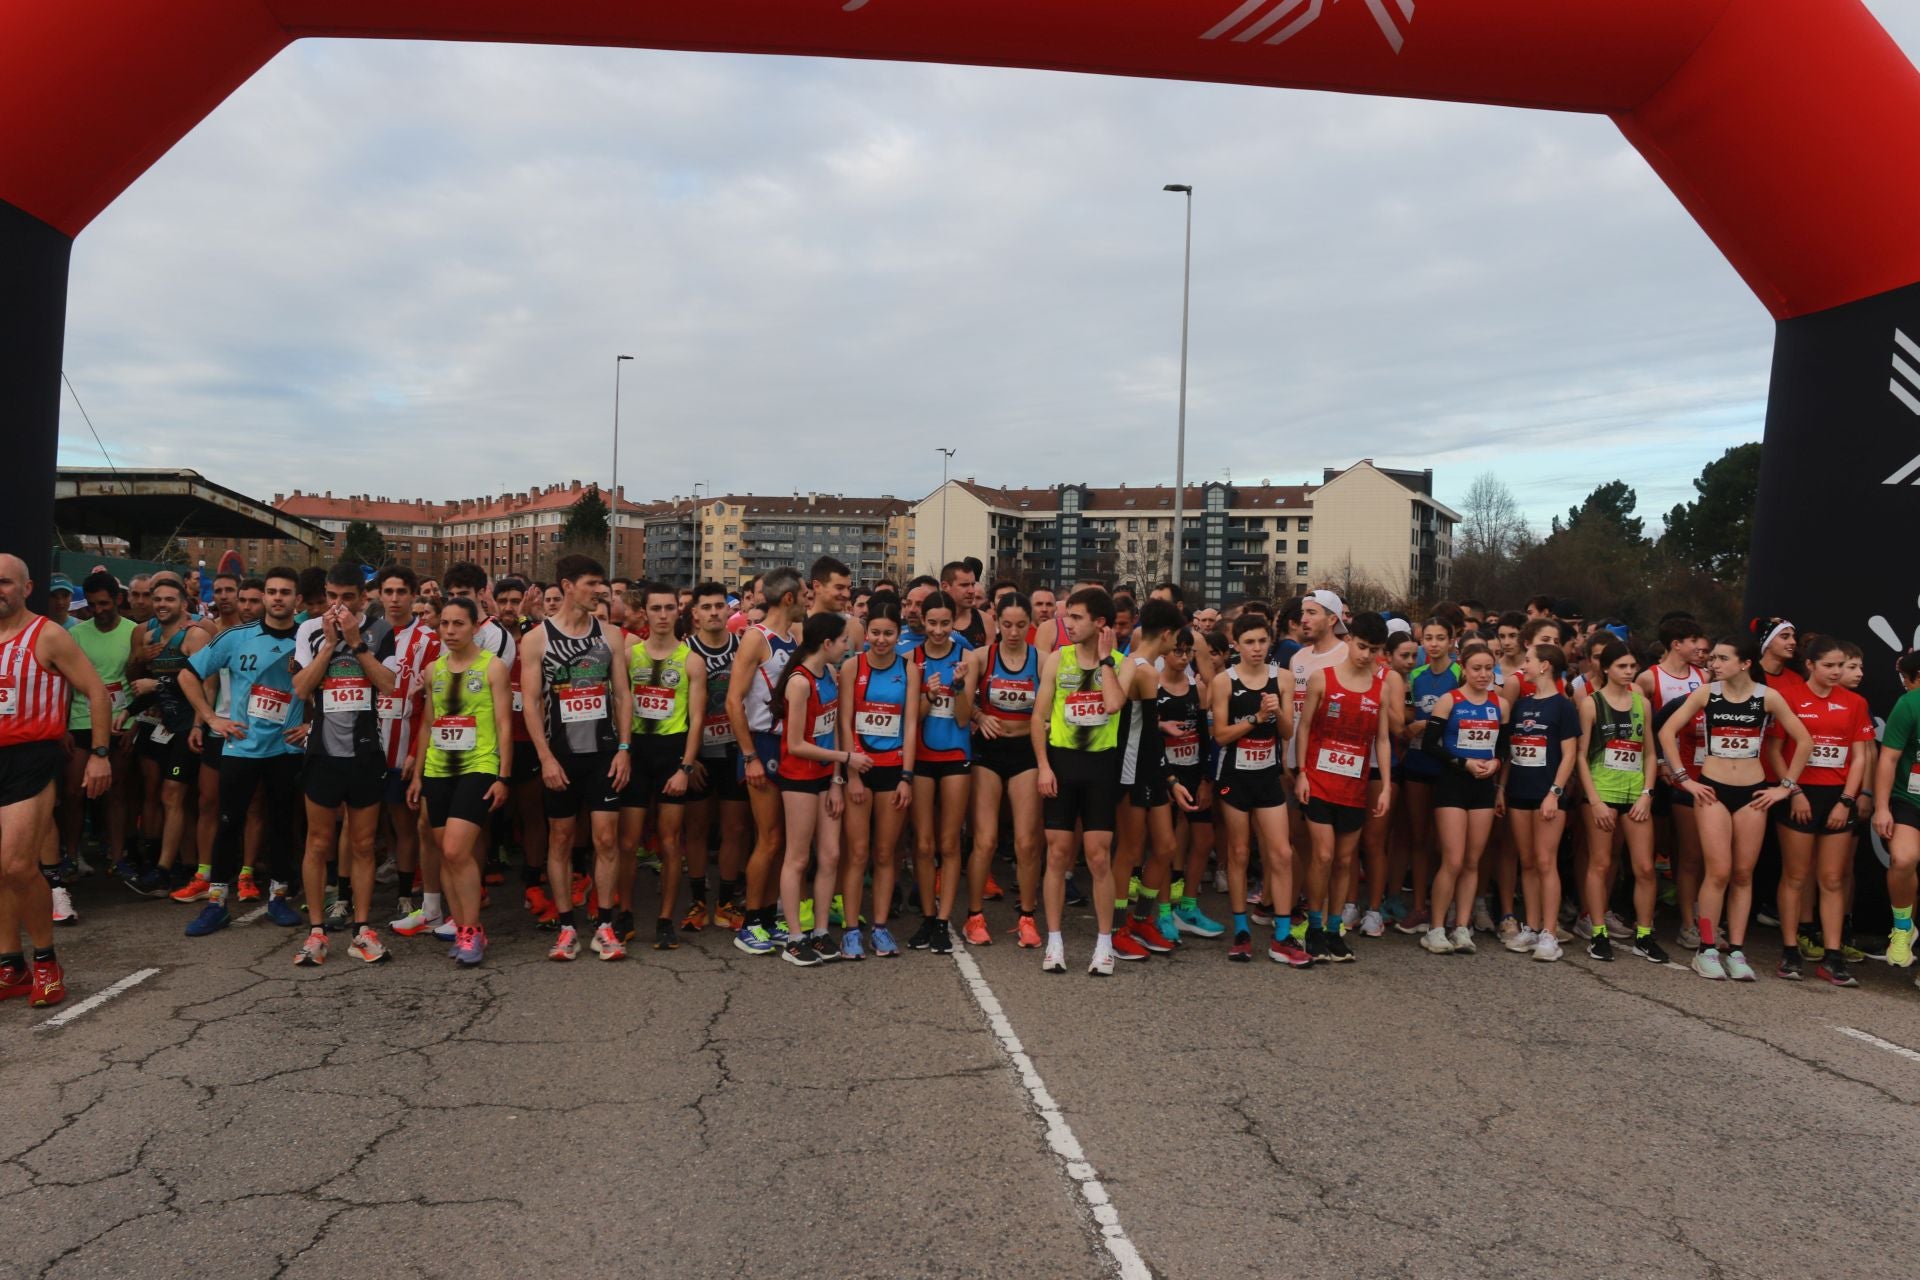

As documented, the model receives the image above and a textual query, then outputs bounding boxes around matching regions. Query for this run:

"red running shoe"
[0,961,30,1001]
[1268,937,1312,968]
[30,958,66,1007]
[984,872,1006,901]
[1130,916,1175,954]
[1111,926,1151,962]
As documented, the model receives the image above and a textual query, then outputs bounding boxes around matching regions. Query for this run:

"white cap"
[1385,617,1413,638]
[1306,589,1349,637]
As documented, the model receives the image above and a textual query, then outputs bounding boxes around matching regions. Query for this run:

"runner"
[1766,635,1872,985]
[1211,612,1307,967]
[519,555,634,962]
[839,593,917,959]
[1639,616,1709,949]
[0,554,115,1007]
[1393,615,1459,937]
[55,571,137,922]
[407,596,513,967]
[1359,626,1420,937]
[1109,599,1185,961]
[366,568,442,936]
[125,574,196,894]
[1418,644,1506,955]
[177,566,308,937]
[726,566,802,955]
[1657,635,1813,981]
[1156,627,1222,942]
[915,590,974,954]
[488,576,538,897]
[940,561,988,649]
[1033,587,1125,975]
[1574,636,1663,964]
[289,563,398,965]
[1871,650,1920,978]
[683,582,749,935]
[171,572,248,906]
[1498,641,1578,961]
[1293,611,1395,964]
[620,582,706,952]
[444,562,517,666]
[773,612,864,966]
[963,592,1044,948]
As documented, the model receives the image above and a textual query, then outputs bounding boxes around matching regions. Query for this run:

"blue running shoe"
[1173,901,1225,938]
[870,924,900,957]
[264,894,301,927]
[841,927,865,960]
[770,919,792,946]
[186,903,231,937]
[451,925,486,967]
[733,924,774,956]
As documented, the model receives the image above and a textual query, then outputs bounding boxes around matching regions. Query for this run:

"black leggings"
[214,753,302,888]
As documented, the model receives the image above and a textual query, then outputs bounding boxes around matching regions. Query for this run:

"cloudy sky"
[57,3,1920,535]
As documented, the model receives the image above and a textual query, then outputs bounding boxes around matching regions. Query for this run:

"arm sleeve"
[1421,717,1466,772]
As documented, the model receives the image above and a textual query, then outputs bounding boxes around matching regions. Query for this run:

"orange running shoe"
[1015,914,1042,948]
[170,873,211,903]
[681,900,710,932]
[235,871,261,902]
[525,885,559,923]
[716,900,745,932]
[29,958,66,1007]
[984,873,1006,901]
[570,872,592,907]
[962,912,992,946]
[482,867,504,886]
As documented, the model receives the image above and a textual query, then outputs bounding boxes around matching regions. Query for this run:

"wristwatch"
[1548,783,1564,797]
[90,745,109,759]
[900,769,915,783]
[616,742,631,753]
[351,641,371,655]
[679,763,696,776]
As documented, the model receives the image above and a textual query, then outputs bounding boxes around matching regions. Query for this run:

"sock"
[1048,930,1064,949]
[1275,914,1292,941]
[1308,910,1324,931]
[1896,907,1914,932]
[1181,895,1199,911]
[558,908,577,928]
[270,880,290,898]
[1591,923,1608,939]
[32,946,55,963]
[694,882,710,906]
[240,864,252,879]
[811,927,829,939]
[1636,925,1652,939]
[596,906,614,926]
[0,951,22,971]
[40,864,63,887]
[1170,877,1185,901]
[422,892,444,919]
[1113,897,1128,913]
[354,921,368,933]
[1233,912,1249,936]
[520,864,541,887]
[1697,916,1715,947]
[209,882,230,906]
[1094,931,1112,953]
[195,862,211,879]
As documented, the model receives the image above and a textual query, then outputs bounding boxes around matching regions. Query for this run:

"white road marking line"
[950,943,1150,1280]
[237,906,269,924]
[35,967,161,1031]
[1837,1025,1920,1064]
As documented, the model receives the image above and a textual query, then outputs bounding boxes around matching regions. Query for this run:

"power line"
[61,371,129,493]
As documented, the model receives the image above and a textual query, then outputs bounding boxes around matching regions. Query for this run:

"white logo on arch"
[1202,0,1414,53]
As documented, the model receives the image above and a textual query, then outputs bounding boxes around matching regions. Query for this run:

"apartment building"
[645,493,914,588]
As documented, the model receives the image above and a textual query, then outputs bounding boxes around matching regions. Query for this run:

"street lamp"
[1164,183,1192,593]
[935,446,957,573]
[609,354,634,580]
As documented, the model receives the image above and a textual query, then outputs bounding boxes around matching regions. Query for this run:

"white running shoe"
[1691,948,1727,980]
[51,886,78,926]
[1359,910,1386,938]
[1087,945,1114,977]
[1677,923,1701,951]
[1449,926,1477,955]
[1532,933,1563,962]
[1041,940,1066,973]
[1497,916,1521,943]
[1472,898,1496,934]
[1419,926,1454,955]
[1505,926,1539,954]
[432,917,459,941]
[1339,902,1361,931]
[1212,868,1228,894]
[1723,949,1756,982]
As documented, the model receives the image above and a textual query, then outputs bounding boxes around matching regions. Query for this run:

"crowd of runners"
[3,547,1918,1008]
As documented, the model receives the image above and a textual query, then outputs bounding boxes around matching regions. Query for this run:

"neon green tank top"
[1048,651,1118,752]
[425,650,499,777]
[1587,686,1648,805]
[629,640,692,736]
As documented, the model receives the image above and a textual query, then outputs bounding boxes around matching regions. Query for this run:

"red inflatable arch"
[4,0,1918,683]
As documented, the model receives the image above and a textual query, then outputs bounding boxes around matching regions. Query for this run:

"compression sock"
[1132,887,1159,921]
[1274,915,1292,941]
[1697,916,1716,948]
[1170,877,1185,901]
[1308,910,1324,931]
[1233,912,1249,936]
[1895,907,1914,933]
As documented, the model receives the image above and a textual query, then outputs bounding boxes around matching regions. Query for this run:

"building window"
[1297,518,1310,533]
[1274,539,1288,553]
[1296,562,1309,576]
[1296,540,1308,554]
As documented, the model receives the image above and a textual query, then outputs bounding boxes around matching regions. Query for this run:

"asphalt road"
[5,874,1919,1280]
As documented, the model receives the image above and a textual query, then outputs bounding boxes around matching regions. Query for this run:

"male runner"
[53,571,137,921]
[621,582,706,950]
[444,562,517,666]
[941,561,987,648]
[125,575,196,894]
[1110,599,1186,960]
[368,567,442,933]
[126,575,155,626]
[685,582,749,931]
[727,566,802,954]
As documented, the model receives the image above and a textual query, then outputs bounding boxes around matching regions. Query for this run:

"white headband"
[1762,620,1793,653]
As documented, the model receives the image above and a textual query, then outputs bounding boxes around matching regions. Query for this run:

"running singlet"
[1651,663,1707,768]
[915,642,971,762]
[295,614,392,761]
[780,665,839,783]
[1155,679,1205,777]
[689,633,739,758]
[743,623,797,735]
[186,621,304,759]
[1770,685,1872,787]
[1402,662,1462,779]
[1049,652,1118,753]
[1218,665,1281,776]
[1586,688,1649,805]
[539,616,617,756]
[1444,693,1501,761]
[1116,656,1163,787]
[0,618,70,746]
[851,651,908,767]
[424,650,500,777]
[629,641,692,737]
[980,643,1039,727]
[139,622,193,739]
[1288,640,1347,768]
[1304,668,1385,809]
[1505,692,1579,804]
[1880,687,1920,812]
[69,616,135,731]
[1701,683,1768,763]
[377,620,439,770]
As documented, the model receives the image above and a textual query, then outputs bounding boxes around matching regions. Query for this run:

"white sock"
[1094,932,1113,956]
[423,892,443,918]
[1047,931,1063,949]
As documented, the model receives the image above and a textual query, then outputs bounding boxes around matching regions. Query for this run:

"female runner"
[1210,613,1303,966]
[1395,616,1459,937]
[773,613,867,967]
[1418,644,1505,955]
[1871,651,1920,976]
[965,593,1045,948]
[1497,642,1578,961]
[1158,629,1223,941]
[1575,636,1663,963]
[1360,627,1421,937]
[838,596,917,959]
[913,591,975,955]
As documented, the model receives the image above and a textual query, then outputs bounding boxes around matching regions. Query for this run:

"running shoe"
[1604,910,1631,937]
[1631,935,1671,965]
[1755,909,1780,928]
[783,938,822,967]
[1042,939,1067,973]
[1884,928,1915,967]
[1572,914,1595,940]
[811,931,842,961]
[614,909,636,944]
[1064,879,1088,908]
[1691,948,1727,980]
[1776,950,1803,980]
[798,898,815,933]
[1587,934,1614,963]
[1558,899,1579,926]
[525,884,559,922]
[1677,923,1701,951]
[1497,916,1520,944]
[929,919,954,955]
[1304,927,1330,963]
[1227,931,1253,963]
[828,894,845,928]
[170,873,211,903]
[870,924,900,957]
[841,927,866,960]
[1156,908,1181,947]
[1382,895,1409,922]
[324,895,352,932]
[1472,898,1496,934]
[0,961,28,1001]
[654,919,680,951]
[1015,915,1042,949]
[236,871,261,902]
[769,919,792,946]
[1088,947,1115,977]
[1419,926,1454,955]
[1127,875,1143,903]
[1797,933,1825,962]
[1449,926,1477,955]
[962,913,992,946]
[1248,899,1275,926]
[716,901,745,932]
[1212,867,1228,894]
[1723,950,1756,982]
[185,903,230,937]
[482,866,505,887]
[1505,926,1539,954]
[1326,932,1355,963]
[591,923,626,960]
[373,857,398,886]
[570,872,592,907]
[1839,941,1867,964]
[1340,902,1361,932]
[1173,901,1224,938]
[1815,957,1858,988]
[265,895,301,928]
[452,926,486,967]
[984,873,1005,902]
[733,924,774,956]
[431,916,459,942]
[1394,908,1431,937]
[294,929,328,966]
[1532,932,1563,962]
[348,926,390,963]
[1111,927,1150,962]
[548,925,581,962]
[1131,917,1175,954]
[1359,909,1386,939]
[681,900,709,932]
[28,958,65,1008]
[906,919,937,950]
[1269,937,1312,968]
[51,887,77,927]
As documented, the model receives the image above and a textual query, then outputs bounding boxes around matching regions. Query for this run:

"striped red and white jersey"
[0,616,72,746]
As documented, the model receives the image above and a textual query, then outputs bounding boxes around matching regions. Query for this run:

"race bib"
[0,678,16,717]
[106,681,129,712]
[989,683,1035,714]
[511,690,524,714]
[433,715,477,751]
[810,707,838,742]
[1316,745,1365,779]
[1063,691,1109,727]
[248,685,292,726]
[1709,729,1758,759]
[855,706,902,739]
[1457,721,1498,752]
[377,694,405,721]
[322,677,373,715]
[1239,739,1277,771]
[149,723,175,745]
[928,692,955,720]
[1692,741,1706,768]
[1510,734,1546,767]
[1163,728,1199,768]
[635,685,675,721]
[1809,739,1848,770]
[701,718,736,749]
[1909,761,1920,796]
[557,682,606,724]
[1603,738,1642,772]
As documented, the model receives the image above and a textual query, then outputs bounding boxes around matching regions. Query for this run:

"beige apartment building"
[644,493,914,588]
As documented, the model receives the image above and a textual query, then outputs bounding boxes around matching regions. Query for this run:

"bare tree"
[1458,472,1526,558]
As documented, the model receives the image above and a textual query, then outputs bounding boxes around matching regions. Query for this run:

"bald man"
[0,554,115,1008]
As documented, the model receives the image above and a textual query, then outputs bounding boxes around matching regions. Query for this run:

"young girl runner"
[838,596,917,959]
[1497,642,1578,961]
[773,613,867,967]
[1575,637,1663,963]
[964,593,1045,947]
[1419,645,1506,955]
[912,591,975,955]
